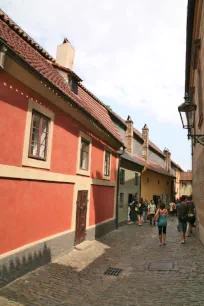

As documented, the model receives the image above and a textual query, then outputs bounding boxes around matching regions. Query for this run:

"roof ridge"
[0,18,123,145]
[0,9,55,62]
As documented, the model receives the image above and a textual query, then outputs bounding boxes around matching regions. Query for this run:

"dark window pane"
[29,111,49,160]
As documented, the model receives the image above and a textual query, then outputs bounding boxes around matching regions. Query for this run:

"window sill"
[77,169,90,176]
[103,175,111,181]
[22,157,50,170]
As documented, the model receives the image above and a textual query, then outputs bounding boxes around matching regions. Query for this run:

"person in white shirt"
[148,200,156,226]
[169,201,175,221]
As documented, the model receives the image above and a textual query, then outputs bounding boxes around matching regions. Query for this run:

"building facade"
[184,0,204,245]
[179,172,193,198]
[0,10,124,283]
[109,112,179,211]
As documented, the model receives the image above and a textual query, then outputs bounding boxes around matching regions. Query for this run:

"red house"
[0,10,123,284]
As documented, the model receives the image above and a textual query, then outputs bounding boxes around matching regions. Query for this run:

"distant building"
[179,171,192,198]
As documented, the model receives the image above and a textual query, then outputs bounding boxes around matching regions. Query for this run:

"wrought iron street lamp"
[178,93,204,146]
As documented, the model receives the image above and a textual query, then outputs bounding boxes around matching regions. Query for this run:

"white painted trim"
[22,99,55,169]
[0,164,116,186]
[76,131,92,176]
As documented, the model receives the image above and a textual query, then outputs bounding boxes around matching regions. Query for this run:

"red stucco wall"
[0,71,118,254]
[89,185,115,226]
[0,179,74,254]
[0,71,118,179]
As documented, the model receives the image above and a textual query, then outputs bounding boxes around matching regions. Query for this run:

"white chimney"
[56,38,75,70]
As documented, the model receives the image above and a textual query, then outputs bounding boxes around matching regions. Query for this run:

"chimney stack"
[142,124,149,161]
[125,115,133,155]
[56,38,75,70]
[163,148,171,172]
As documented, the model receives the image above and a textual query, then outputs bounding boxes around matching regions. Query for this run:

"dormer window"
[68,74,78,95]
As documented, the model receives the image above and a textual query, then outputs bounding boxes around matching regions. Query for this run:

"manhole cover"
[104,267,122,276]
[148,262,173,271]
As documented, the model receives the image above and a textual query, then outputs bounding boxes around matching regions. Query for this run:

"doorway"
[75,190,88,245]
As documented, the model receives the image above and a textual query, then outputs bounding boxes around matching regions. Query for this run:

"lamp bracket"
[188,134,204,146]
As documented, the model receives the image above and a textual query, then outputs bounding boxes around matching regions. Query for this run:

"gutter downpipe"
[115,146,125,230]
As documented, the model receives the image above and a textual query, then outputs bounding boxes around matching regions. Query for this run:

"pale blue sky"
[1,0,191,170]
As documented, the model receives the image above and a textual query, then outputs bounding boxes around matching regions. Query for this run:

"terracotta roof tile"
[0,12,123,145]
[180,172,192,181]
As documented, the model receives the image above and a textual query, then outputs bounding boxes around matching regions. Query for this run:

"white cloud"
[1,0,187,125]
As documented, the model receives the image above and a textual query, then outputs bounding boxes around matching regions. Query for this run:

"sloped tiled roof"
[180,172,192,181]
[121,151,144,168]
[0,9,123,145]
[133,155,175,178]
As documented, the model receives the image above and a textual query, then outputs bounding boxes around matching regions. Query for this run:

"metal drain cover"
[104,267,122,276]
[148,262,173,271]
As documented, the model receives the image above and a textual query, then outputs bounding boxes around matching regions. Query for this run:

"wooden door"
[75,190,88,245]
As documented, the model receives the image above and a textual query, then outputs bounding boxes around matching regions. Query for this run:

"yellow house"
[141,168,173,205]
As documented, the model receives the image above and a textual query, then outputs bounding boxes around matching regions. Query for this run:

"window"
[147,177,149,183]
[167,181,169,185]
[135,173,139,185]
[68,74,78,95]
[29,111,49,160]
[80,139,90,170]
[119,193,124,208]
[22,99,54,169]
[120,169,125,185]
[158,180,160,184]
[104,151,111,177]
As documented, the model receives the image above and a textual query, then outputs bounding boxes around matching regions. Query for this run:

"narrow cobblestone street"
[1,220,204,306]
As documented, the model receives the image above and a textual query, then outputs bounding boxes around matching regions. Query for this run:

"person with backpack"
[186,197,196,237]
[154,203,168,246]
[177,197,189,244]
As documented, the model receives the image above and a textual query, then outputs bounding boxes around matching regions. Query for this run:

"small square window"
[135,173,139,186]
[104,151,111,177]
[119,193,124,208]
[120,169,125,185]
[80,139,90,170]
[29,111,50,161]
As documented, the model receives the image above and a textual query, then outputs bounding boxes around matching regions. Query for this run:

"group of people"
[128,195,158,226]
[128,194,196,246]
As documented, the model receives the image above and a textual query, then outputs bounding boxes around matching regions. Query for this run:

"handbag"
[147,214,150,220]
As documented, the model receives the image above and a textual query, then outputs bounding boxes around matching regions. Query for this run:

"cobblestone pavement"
[1,220,204,306]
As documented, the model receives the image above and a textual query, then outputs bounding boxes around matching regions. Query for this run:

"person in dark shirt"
[186,197,196,237]
[137,197,144,226]
[177,197,189,244]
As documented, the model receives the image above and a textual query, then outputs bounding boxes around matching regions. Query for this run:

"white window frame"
[77,131,92,176]
[22,99,54,169]
[103,148,112,180]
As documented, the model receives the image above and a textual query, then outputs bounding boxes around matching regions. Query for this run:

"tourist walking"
[143,199,148,222]
[137,197,144,226]
[177,197,189,244]
[148,200,156,226]
[169,200,175,221]
[186,197,196,237]
[154,203,168,245]
[128,193,138,224]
